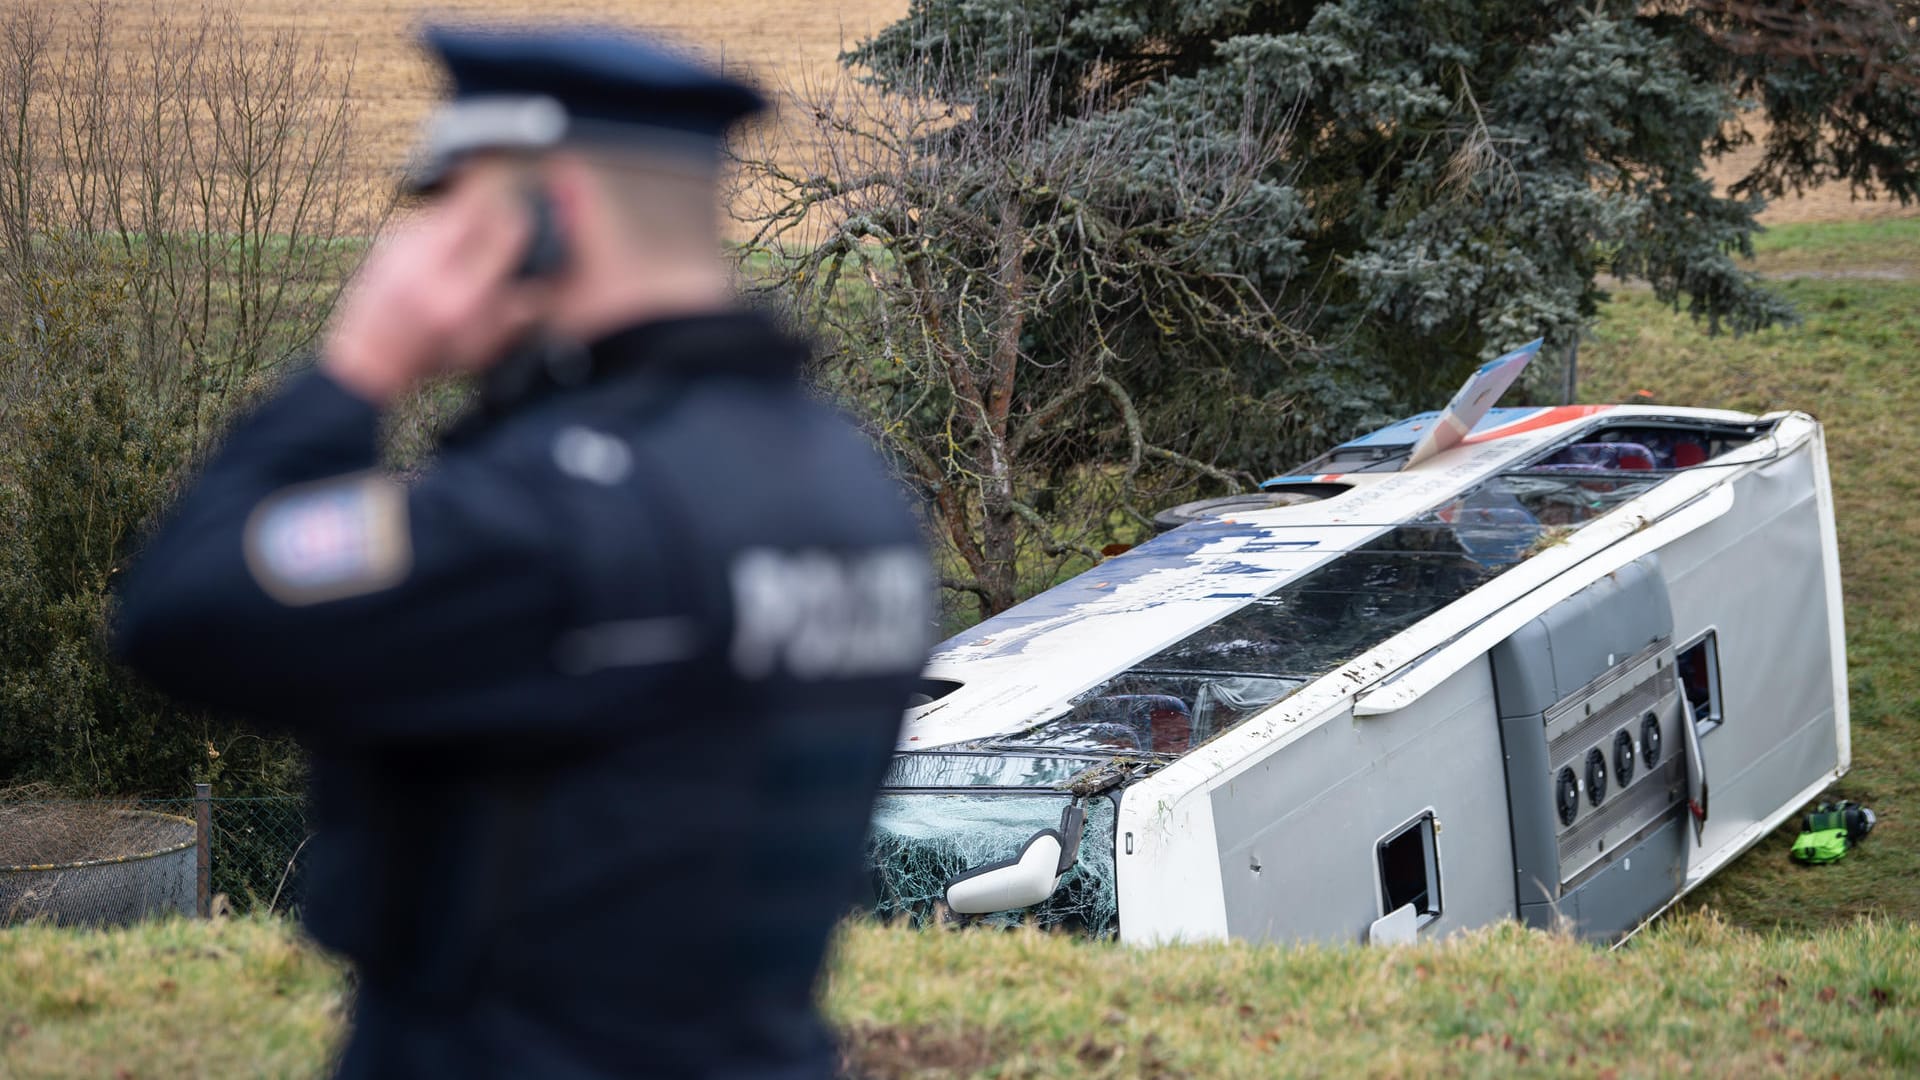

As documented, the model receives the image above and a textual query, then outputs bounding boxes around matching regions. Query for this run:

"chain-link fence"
[0,788,309,927]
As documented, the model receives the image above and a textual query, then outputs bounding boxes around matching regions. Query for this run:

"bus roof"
[902,403,1776,752]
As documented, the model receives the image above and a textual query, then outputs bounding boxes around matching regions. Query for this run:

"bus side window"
[1377,811,1442,927]
[1678,633,1723,735]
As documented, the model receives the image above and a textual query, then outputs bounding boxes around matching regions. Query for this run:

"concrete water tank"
[0,805,196,926]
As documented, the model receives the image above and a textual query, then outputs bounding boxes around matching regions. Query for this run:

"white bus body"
[870,400,1848,946]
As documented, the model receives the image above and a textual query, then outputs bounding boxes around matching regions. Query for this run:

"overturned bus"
[867,344,1849,945]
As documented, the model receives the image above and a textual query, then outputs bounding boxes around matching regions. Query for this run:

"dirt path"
[1763,267,1912,280]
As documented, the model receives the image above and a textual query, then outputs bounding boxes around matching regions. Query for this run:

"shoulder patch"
[243,473,411,606]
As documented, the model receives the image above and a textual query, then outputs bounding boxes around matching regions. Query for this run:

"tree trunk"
[977,498,1020,616]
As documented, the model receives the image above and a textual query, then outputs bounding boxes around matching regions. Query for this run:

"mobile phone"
[515,188,569,280]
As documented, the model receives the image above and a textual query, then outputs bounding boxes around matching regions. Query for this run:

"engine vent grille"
[1558,758,1684,878]
[1548,662,1675,772]
[1543,640,1686,886]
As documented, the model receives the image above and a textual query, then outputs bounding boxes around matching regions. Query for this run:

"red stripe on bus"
[1461,405,1613,444]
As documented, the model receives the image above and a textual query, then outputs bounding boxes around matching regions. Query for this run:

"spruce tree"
[850,0,1913,410]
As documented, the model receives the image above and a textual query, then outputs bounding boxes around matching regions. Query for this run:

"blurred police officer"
[114,25,931,1080]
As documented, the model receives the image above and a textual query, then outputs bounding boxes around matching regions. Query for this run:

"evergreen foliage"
[0,261,179,792]
[1681,0,1920,206]
[0,253,305,797]
[847,0,1911,409]
[0,2,363,796]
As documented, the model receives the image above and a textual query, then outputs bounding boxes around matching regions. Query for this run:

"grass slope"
[1582,246,1920,931]
[0,918,344,1077]
[1749,217,1920,273]
[829,914,1920,1078]
[1,913,1915,1079]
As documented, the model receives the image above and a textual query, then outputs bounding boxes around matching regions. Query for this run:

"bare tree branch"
[731,34,1308,617]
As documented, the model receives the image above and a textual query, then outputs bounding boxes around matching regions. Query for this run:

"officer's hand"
[324,170,545,406]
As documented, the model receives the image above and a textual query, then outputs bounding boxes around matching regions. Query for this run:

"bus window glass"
[1521,421,1771,473]
[980,673,1306,756]
[1678,633,1723,735]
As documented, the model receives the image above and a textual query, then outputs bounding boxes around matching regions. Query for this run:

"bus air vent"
[1557,767,1580,826]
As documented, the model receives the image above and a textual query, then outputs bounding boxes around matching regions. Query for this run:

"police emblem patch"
[243,473,412,606]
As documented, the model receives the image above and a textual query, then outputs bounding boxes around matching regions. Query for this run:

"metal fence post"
[194,782,212,918]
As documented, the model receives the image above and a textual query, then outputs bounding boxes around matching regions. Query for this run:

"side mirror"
[944,803,1087,916]
[945,830,1064,915]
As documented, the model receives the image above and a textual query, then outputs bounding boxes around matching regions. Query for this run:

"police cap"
[409,24,767,192]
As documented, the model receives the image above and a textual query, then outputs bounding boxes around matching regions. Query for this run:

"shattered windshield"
[868,792,1119,934]
[881,752,1098,789]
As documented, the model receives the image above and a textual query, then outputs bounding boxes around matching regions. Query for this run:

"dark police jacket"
[114,313,932,1079]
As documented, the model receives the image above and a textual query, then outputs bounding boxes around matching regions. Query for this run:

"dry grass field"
[53,0,1911,228]
[1709,139,1917,225]
[95,0,912,183]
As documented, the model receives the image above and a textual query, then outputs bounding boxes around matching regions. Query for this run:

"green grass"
[1748,217,1920,273]
[1582,272,1920,932]
[0,917,345,1077]
[828,914,1920,1077]
[2,913,1915,1078]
